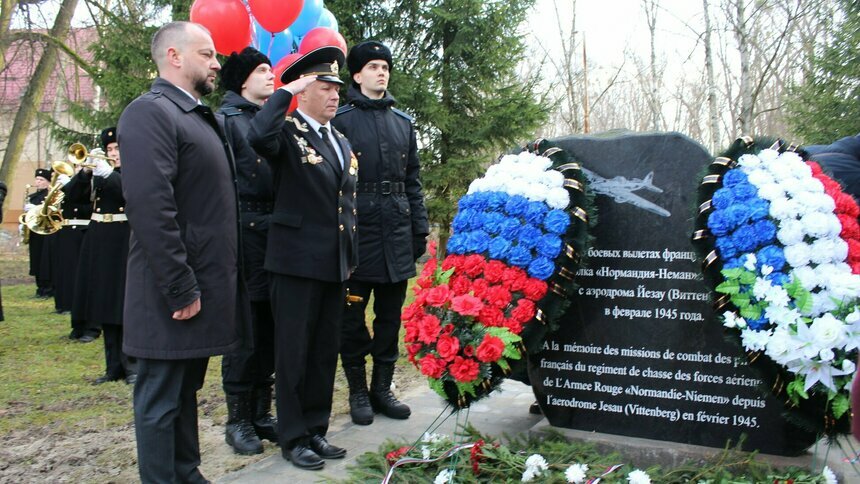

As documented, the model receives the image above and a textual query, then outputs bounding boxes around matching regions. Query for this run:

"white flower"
[765,327,797,362]
[626,469,652,484]
[738,154,762,168]
[809,313,847,349]
[744,254,757,271]
[842,358,856,373]
[434,468,455,484]
[746,168,775,186]
[421,432,446,443]
[764,284,790,308]
[810,292,838,316]
[784,244,812,268]
[822,465,838,484]
[777,220,805,246]
[795,191,835,213]
[546,187,571,210]
[819,348,835,362]
[741,328,772,351]
[801,212,835,238]
[565,463,588,483]
[791,266,818,291]
[758,149,779,164]
[522,454,548,482]
[421,445,431,459]
[757,183,785,202]
[810,239,842,265]
[769,197,798,220]
[723,311,747,329]
[752,277,773,300]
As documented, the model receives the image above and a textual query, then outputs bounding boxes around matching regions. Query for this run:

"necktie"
[318,126,342,170]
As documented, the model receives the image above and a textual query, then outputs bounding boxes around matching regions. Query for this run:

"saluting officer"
[332,40,429,425]
[248,46,357,471]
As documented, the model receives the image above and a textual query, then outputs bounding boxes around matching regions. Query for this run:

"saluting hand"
[172,297,201,320]
[283,75,317,96]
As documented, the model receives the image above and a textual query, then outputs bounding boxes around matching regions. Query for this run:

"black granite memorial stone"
[528,132,817,456]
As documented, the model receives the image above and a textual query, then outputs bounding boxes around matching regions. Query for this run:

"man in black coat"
[216,47,277,456]
[248,46,357,471]
[26,168,53,298]
[118,21,250,483]
[332,40,429,425]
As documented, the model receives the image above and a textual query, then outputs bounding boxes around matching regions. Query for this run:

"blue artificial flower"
[499,218,522,240]
[447,233,467,254]
[488,237,513,260]
[536,233,563,259]
[756,245,786,272]
[723,204,750,230]
[504,195,530,218]
[464,230,490,253]
[723,256,745,269]
[528,256,556,280]
[485,192,507,211]
[507,245,533,268]
[543,210,570,235]
[517,224,542,249]
[747,317,769,331]
[707,210,732,237]
[715,235,739,259]
[746,199,770,222]
[482,212,505,235]
[732,182,758,201]
[722,169,748,188]
[731,224,760,252]
[711,188,736,210]
[524,201,549,226]
[751,220,777,245]
[452,208,476,232]
[458,194,477,211]
[766,272,789,286]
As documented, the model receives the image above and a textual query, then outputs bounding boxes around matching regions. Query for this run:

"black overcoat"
[52,172,92,313]
[118,77,250,360]
[27,189,48,278]
[332,86,429,283]
[248,89,358,282]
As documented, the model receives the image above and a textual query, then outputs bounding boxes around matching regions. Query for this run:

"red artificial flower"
[436,334,460,360]
[501,267,528,292]
[477,305,505,327]
[483,260,507,284]
[449,356,480,382]
[475,335,505,362]
[511,298,536,324]
[404,318,419,343]
[386,446,412,465]
[848,239,860,269]
[853,262,860,274]
[451,294,484,317]
[417,313,442,344]
[406,343,422,361]
[425,284,452,307]
[462,254,486,277]
[463,344,475,357]
[504,318,523,334]
[428,240,438,257]
[402,302,422,322]
[415,275,434,289]
[838,214,860,240]
[836,192,860,218]
[420,258,437,277]
[522,279,548,300]
[807,161,822,176]
[485,285,512,309]
[413,290,427,306]
[470,439,485,475]
[441,254,464,271]
[450,275,472,296]
[471,279,490,299]
[818,175,842,197]
[442,323,455,334]
[419,354,446,378]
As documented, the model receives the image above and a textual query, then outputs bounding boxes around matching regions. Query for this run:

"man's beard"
[194,75,214,97]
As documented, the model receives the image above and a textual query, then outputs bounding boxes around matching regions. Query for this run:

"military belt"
[63,219,90,227]
[356,181,405,195]
[239,200,274,213]
[91,213,128,223]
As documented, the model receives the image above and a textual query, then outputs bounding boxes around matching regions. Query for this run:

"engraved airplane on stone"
[582,168,671,217]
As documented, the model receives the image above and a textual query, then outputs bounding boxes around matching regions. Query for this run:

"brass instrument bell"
[67,142,115,168]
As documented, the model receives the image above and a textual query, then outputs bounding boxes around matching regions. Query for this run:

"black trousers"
[270,274,343,447]
[340,279,407,367]
[102,324,135,378]
[221,299,275,394]
[134,357,209,484]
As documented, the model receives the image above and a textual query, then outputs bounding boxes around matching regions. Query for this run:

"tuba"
[68,143,114,168]
[18,161,75,236]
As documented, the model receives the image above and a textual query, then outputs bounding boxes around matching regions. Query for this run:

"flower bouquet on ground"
[405,139,595,408]
[693,136,860,438]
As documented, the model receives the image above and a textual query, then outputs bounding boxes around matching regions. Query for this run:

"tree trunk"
[644,0,661,131]
[734,0,753,134]
[0,0,20,71]
[0,0,79,185]
[703,0,719,152]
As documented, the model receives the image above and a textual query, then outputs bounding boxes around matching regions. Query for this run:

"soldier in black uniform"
[26,168,53,298]
[216,47,278,455]
[54,164,93,324]
[73,127,135,384]
[332,40,429,425]
[248,46,357,471]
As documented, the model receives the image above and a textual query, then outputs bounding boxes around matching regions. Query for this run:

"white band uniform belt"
[63,219,91,226]
[91,213,127,223]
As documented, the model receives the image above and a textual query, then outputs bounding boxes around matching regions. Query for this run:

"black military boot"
[342,365,374,425]
[369,362,411,420]
[252,386,279,443]
[225,393,263,455]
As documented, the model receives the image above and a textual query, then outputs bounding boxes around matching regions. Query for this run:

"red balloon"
[190,0,252,55]
[249,0,304,33]
[273,53,302,112]
[298,27,347,56]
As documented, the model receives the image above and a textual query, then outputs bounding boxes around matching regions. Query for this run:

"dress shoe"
[309,434,346,459]
[77,334,96,343]
[93,374,123,385]
[283,444,324,470]
[125,373,137,385]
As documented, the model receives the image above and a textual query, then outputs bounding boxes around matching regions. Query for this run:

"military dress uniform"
[53,171,92,321]
[27,182,52,298]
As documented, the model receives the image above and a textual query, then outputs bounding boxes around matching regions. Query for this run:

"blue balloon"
[254,21,294,65]
[316,8,338,31]
[289,0,324,37]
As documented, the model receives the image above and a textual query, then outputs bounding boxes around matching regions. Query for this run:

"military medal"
[349,153,358,176]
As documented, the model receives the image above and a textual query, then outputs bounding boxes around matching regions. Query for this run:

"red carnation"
[386,446,412,465]
[848,239,860,268]
[417,313,442,344]
[485,285,512,309]
[819,176,842,197]
[504,318,523,334]
[483,260,507,284]
[441,254,464,271]
[420,258,436,277]
[807,161,822,175]
[402,302,422,322]
[463,344,475,357]
[419,354,446,378]
[428,240,438,257]
[501,267,528,291]
[442,323,455,334]
[449,356,480,382]
[522,279,548,300]
[413,290,427,306]
[475,335,505,362]
[416,275,433,289]
[450,275,472,295]
[853,262,860,274]
[404,318,419,343]
[836,192,860,218]
[471,279,490,299]
[425,284,452,307]
[436,334,460,360]
[477,305,505,327]
[838,214,860,240]
[462,254,486,277]
[511,298,537,324]
[470,439,486,475]
[451,294,484,316]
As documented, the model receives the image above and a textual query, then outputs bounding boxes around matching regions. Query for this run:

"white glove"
[24,203,35,211]
[56,174,71,186]
[92,158,113,178]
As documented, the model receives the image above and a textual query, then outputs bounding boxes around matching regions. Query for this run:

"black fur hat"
[220,47,272,94]
[34,168,52,181]
[100,127,117,151]
[346,40,392,76]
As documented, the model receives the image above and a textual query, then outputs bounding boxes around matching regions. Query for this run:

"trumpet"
[19,161,76,236]
[68,142,115,168]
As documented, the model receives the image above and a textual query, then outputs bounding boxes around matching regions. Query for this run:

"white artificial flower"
[784,244,812,268]
[434,468,455,484]
[801,212,835,238]
[741,328,772,351]
[626,469,652,484]
[757,183,785,202]
[806,177,825,193]
[791,266,818,291]
[764,285,790,308]
[758,149,779,164]
[546,188,571,210]
[738,154,762,168]
[822,465,838,484]
[565,463,589,483]
[723,311,747,329]
[809,313,847,349]
[752,277,773,300]
[421,432,446,443]
[421,445,431,459]
[521,454,548,482]
[810,239,840,265]
[777,220,805,246]
[810,292,838,316]
[796,191,836,213]
[541,170,564,188]
[765,327,796,361]
[842,359,856,374]
[744,253,757,271]
[746,169,775,187]
[819,348,835,362]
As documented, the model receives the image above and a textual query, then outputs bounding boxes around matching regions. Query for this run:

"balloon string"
[266,32,274,59]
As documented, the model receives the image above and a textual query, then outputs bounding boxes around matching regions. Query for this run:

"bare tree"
[702,0,719,152]
[642,0,663,131]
